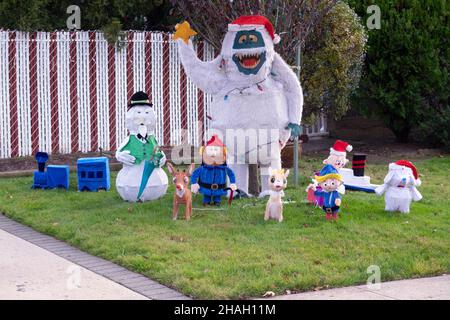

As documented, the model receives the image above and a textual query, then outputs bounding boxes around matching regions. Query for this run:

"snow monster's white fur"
[375,163,422,213]
[177,23,303,195]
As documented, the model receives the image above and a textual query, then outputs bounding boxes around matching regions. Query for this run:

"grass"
[0,155,449,299]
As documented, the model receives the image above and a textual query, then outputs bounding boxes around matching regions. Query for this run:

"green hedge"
[348,0,449,147]
[302,1,367,123]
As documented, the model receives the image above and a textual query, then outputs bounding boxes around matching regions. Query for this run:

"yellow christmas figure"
[173,21,197,44]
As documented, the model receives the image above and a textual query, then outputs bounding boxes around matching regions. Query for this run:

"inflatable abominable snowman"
[115,91,168,202]
[176,16,303,197]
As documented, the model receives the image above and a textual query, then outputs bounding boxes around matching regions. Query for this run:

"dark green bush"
[0,0,175,32]
[348,0,449,147]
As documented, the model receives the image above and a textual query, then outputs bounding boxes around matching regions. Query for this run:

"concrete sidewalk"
[0,214,189,300]
[0,229,148,300]
[265,275,450,300]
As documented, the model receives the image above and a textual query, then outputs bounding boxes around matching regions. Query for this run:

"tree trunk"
[248,164,259,196]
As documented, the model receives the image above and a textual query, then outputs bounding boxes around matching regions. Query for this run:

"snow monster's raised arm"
[177,40,226,95]
[271,53,304,129]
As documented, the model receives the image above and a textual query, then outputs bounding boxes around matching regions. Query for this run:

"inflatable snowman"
[115,91,168,202]
[176,16,303,196]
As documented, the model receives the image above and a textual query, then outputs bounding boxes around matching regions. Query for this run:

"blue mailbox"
[77,157,110,192]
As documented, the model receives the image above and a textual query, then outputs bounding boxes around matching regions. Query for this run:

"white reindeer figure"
[264,168,289,222]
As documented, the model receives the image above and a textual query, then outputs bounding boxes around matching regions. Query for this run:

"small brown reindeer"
[167,162,195,220]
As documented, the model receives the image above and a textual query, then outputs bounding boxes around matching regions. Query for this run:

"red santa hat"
[330,140,353,156]
[394,160,419,180]
[229,15,280,44]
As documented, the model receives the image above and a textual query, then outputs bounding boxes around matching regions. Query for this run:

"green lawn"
[0,156,449,299]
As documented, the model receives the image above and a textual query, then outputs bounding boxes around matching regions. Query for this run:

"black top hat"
[128,91,153,108]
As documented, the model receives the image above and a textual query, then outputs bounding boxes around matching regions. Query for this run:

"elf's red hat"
[229,15,280,44]
[395,160,419,180]
[200,135,227,155]
[206,135,224,147]
[330,140,353,156]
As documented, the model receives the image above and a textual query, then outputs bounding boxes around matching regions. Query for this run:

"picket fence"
[0,30,327,159]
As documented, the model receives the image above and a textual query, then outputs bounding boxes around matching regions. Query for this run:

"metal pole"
[293,44,301,187]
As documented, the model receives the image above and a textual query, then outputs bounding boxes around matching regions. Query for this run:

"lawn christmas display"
[323,140,353,169]
[306,140,380,205]
[32,152,70,190]
[306,165,344,221]
[175,15,303,197]
[173,21,197,44]
[264,168,289,222]
[167,162,195,220]
[307,140,351,205]
[375,160,422,213]
[190,135,237,206]
[339,153,380,193]
[115,91,168,202]
[326,139,379,193]
[77,157,110,192]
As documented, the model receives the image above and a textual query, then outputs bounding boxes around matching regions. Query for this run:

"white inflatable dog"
[375,160,422,213]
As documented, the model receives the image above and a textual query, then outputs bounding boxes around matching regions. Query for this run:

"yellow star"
[173,21,197,44]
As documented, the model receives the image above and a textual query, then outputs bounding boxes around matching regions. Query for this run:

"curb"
[0,214,191,300]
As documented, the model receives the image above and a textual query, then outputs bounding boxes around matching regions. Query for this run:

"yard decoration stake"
[264,168,289,222]
[190,135,237,206]
[375,160,422,213]
[176,15,303,198]
[115,91,168,202]
[306,165,344,221]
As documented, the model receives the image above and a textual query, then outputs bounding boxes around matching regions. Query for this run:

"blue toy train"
[32,152,110,192]
[77,157,110,191]
[32,152,70,190]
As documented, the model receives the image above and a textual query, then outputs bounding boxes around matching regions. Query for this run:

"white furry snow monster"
[115,91,168,202]
[375,160,422,213]
[177,15,303,196]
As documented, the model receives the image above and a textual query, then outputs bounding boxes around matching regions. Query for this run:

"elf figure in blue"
[191,135,237,206]
[306,164,344,221]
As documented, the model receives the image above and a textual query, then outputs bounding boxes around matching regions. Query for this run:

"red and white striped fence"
[0,30,327,159]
